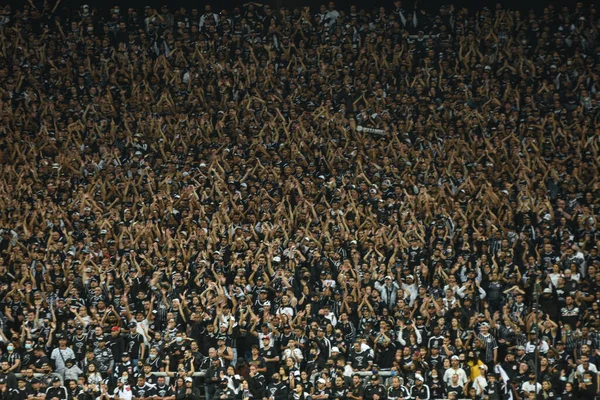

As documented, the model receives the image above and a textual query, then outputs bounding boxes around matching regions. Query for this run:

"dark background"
[10,0,581,15]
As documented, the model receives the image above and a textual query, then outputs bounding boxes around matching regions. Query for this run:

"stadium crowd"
[0,0,599,399]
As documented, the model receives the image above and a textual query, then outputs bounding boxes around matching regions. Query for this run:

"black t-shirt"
[560,305,580,328]
[260,346,279,374]
[127,333,145,360]
[247,355,266,371]
[20,350,36,368]
[132,383,154,398]
[153,384,173,398]
[350,349,372,370]
[72,334,88,360]
[350,383,364,399]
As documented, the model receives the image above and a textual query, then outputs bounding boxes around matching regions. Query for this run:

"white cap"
[264,301,271,306]
[415,374,424,381]
[331,347,340,353]
[317,378,326,384]
[273,256,281,263]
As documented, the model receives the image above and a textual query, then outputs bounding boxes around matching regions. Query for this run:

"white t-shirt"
[115,385,133,400]
[51,347,76,371]
[473,375,488,395]
[443,367,468,387]
[576,364,599,376]
[130,318,150,345]
[521,381,542,394]
[525,340,549,354]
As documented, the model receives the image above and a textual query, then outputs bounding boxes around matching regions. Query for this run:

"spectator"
[0,0,599,399]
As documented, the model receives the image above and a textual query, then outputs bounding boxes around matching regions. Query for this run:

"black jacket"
[0,388,19,400]
[204,366,224,389]
[46,386,69,400]
[213,386,236,400]
[264,382,288,400]
[175,386,201,400]
[247,373,266,399]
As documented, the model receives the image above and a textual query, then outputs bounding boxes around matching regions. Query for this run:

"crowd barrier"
[13,370,486,399]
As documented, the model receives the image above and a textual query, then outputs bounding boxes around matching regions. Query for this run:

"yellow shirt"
[468,359,486,381]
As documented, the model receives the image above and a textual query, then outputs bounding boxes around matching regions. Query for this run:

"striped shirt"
[477,333,498,363]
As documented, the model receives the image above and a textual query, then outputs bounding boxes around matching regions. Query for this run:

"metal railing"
[15,371,477,400]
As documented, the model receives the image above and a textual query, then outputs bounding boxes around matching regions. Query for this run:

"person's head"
[542,380,552,391]
[149,347,159,359]
[480,322,490,333]
[0,362,9,372]
[262,336,271,347]
[581,354,590,366]
[414,374,423,386]
[212,355,221,367]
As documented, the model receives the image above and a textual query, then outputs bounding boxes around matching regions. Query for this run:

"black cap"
[0,378,6,384]
[31,378,40,384]
[122,352,130,357]
[52,377,61,382]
